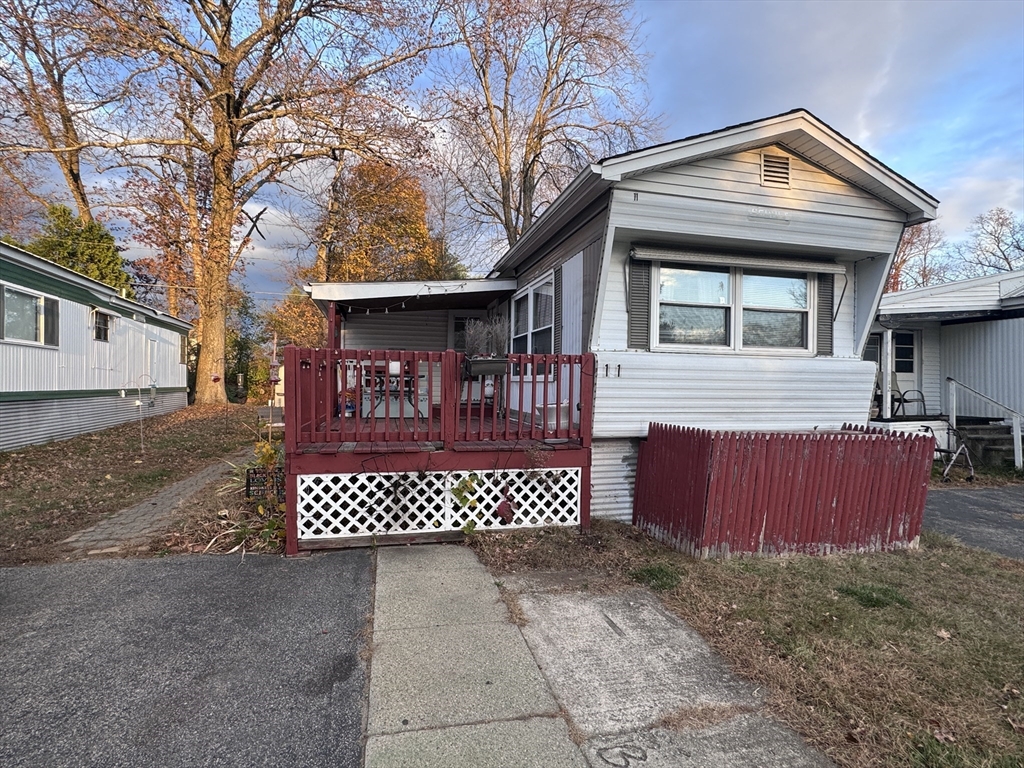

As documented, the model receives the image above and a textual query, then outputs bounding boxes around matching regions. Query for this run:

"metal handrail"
[947,376,1022,469]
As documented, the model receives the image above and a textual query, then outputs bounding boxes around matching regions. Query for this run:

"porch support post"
[882,329,892,419]
[327,301,338,348]
[285,458,299,556]
[284,345,300,556]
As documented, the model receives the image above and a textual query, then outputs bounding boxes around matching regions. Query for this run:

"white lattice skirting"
[296,468,581,540]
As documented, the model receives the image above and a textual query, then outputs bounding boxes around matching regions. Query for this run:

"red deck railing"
[633,422,935,558]
[283,347,595,450]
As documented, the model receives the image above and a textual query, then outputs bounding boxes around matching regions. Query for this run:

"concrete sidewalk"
[364,544,832,767]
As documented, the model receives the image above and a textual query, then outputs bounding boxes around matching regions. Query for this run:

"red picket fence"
[632,423,935,558]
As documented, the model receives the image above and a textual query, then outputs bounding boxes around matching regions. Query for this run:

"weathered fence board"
[633,422,935,558]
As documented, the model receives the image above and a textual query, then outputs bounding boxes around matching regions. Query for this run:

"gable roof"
[491,109,938,276]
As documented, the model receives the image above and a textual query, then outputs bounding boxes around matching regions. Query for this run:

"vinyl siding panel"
[618,149,904,222]
[592,351,875,438]
[590,438,639,522]
[561,253,584,353]
[1,296,187,394]
[0,391,187,452]
[517,202,608,287]
[939,318,1024,417]
[339,310,450,351]
[919,323,942,413]
[608,187,904,256]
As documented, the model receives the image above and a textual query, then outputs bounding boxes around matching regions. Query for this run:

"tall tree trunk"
[192,112,235,405]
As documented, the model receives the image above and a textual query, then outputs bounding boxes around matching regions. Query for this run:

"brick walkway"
[62,448,253,556]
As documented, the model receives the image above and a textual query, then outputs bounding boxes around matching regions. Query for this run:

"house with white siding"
[0,241,191,451]
[867,270,1024,467]
[287,109,938,549]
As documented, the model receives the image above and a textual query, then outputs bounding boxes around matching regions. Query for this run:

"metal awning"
[305,279,518,316]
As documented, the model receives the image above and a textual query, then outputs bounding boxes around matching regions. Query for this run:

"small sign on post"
[246,467,286,503]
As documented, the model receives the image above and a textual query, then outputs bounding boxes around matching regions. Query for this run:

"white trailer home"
[1,242,192,451]
[302,109,939,524]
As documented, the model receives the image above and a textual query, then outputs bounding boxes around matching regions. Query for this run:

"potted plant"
[464,316,510,377]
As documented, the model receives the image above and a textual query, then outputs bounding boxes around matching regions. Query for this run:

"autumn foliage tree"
[262,287,326,349]
[318,160,453,282]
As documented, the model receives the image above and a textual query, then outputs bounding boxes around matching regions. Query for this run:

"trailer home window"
[512,278,554,354]
[94,311,111,342]
[1,286,59,346]
[655,264,810,352]
[658,267,731,345]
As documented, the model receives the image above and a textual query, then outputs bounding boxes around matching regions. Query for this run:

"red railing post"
[284,345,298,455]
[579,353,595,448]
[442,351,457,450]
[283,345,299,556]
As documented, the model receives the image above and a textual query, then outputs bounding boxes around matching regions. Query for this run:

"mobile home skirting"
[0,390,187,451]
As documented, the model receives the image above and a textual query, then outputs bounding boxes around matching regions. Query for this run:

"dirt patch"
[656,704,756,732]
[469,521,1024,767]
[0,404,259,566]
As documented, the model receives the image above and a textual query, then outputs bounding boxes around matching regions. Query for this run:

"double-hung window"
[655,264,810,351]
[0,285,59,346]
[512,278,554,355]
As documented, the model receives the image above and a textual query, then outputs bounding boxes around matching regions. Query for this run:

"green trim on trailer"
[0,387,188,403]
[0,256,189,335]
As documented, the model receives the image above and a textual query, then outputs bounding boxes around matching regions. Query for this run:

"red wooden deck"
[283,348,596,553]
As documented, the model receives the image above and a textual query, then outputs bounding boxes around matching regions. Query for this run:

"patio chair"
[875,369,926,417]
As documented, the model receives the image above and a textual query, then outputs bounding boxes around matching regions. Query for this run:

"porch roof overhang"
[305,279,518,316]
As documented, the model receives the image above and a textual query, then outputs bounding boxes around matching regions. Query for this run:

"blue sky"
[241,0,1024,300]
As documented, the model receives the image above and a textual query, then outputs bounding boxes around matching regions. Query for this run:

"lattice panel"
[296,468,580,540]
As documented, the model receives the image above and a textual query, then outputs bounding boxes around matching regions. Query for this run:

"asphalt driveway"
[924,486,1023,560]
[1,551,372,768]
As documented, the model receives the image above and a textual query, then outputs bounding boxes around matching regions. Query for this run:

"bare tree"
[69,0,447,404]
[886,220,952,292]
[0,154,46,240]
[952,207,1024,277]
[0,0,119,222]
[427,0,659,248]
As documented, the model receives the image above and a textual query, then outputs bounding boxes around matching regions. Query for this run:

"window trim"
[651,262,816,356]
[0,283,60,348]
[511,273,555,356]
[94,310,112,343]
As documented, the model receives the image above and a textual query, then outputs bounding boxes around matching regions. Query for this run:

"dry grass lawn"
[470,521,1024,768]
[0,404,259,566]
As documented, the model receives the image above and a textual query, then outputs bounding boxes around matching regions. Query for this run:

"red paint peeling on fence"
[633,423,935,559]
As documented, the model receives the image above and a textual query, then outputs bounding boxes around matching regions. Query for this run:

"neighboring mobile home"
[289,109,938,551]
[867,270,1024,466]
[870,269,1024,418]
[0,241,191,451]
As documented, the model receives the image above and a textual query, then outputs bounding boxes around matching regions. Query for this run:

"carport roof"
[305,278,517,316]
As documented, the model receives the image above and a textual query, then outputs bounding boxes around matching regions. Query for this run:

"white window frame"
[651,262,816,356]
[93,310,113,342]
[511,273,555,356]
[0,283,60,348]
[448,310,487,352]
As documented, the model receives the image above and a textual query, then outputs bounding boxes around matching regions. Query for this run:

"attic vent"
[761,153,790,188]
